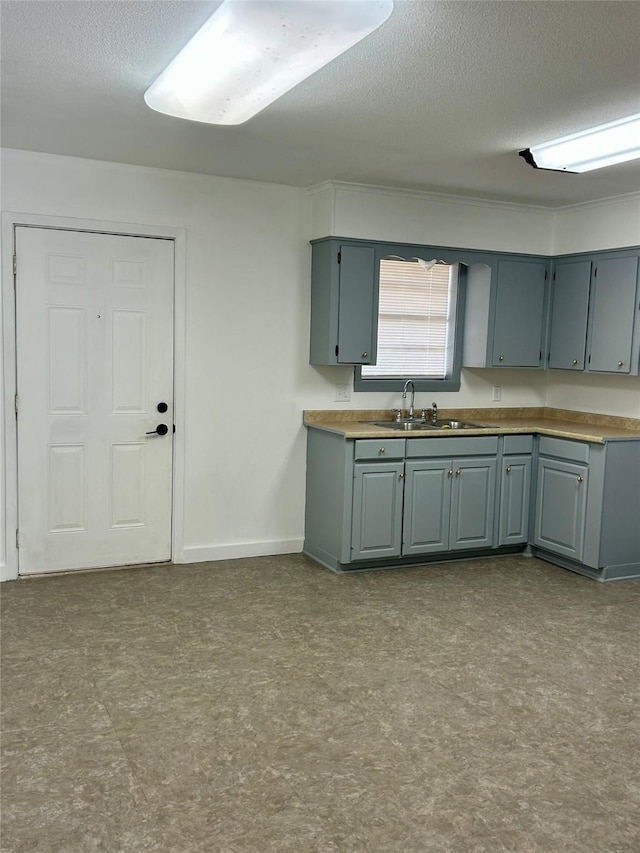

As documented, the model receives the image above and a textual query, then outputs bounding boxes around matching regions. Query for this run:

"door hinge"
[335,345,339,357]
[544,270,548,280]
[13,254,17,277]
[553,272,556,281]
[14,394,19,416]
[337,251,341,265]
[594,266,598,277]
[16,530,20,549]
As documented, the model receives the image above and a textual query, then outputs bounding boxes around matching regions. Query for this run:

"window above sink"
[354,253,466,393]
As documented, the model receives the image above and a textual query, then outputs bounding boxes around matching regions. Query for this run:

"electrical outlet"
[335,383,351,402]
[492,385,502,402]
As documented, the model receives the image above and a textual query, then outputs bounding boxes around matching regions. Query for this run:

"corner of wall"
[552,193,640,255]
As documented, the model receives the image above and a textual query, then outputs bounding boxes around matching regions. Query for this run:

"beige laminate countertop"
[303,407,640,444]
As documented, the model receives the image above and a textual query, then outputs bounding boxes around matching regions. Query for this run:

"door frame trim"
[1,212,187,580]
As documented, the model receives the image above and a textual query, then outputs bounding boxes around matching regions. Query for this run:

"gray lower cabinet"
[404,456,496,554]
[305,428,640,579]
[498,447,532,546]
[532,436,640,580]
[352,462,404,560]
[304,430,504,572]
[534,456,588,561]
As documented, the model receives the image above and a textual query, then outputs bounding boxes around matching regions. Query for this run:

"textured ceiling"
[2,0,640,207]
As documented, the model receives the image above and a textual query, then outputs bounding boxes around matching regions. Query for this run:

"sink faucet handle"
[431,402,438,424]
[420,408,428,420]
[391,408,402,422]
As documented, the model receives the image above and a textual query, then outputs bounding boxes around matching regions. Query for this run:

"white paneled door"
[15,227,174,574]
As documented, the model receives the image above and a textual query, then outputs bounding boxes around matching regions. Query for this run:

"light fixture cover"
[145,0,394,125]
[520,112,640,173]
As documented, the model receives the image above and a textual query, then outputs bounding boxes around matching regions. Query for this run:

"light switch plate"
[335,383,351,402]
[492,385,502,402]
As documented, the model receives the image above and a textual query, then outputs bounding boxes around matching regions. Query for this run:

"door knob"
[157,402,168,413]
[146,424,169,436]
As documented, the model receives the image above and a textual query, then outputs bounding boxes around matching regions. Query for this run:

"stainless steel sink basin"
[367,419,485,431]
[367,420,435,431]
[431,420,485,430]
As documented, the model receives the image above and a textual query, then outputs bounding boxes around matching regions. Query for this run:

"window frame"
[354,249,467,393]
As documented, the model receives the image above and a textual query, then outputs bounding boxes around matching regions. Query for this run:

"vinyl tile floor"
[1,554,639,853]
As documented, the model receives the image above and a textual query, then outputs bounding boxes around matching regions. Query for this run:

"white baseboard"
[181,538,304,564]
[1,562,18,582]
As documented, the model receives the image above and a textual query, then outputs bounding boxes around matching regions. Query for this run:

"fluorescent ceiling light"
[145,0,394,126]
[519,113,640,173]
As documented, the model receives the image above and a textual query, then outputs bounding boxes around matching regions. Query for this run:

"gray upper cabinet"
[463,257,549,369]
[546,249,640,375]
[309,238,378,365]
[587,255,639,374]
[491,260,548,367]
[548,260,591,370]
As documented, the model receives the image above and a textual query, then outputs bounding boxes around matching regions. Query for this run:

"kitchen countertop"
[303,407,640,444]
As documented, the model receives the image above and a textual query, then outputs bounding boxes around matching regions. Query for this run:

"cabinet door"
[534,457,588,561]
[498,455,532,545]
[588,256,639,374]
[351,462,404,560]
[548,261,591,370]
[492,260,547,367]
[403,460,452,555]
[337,245,378,364]
[450,457,496,550]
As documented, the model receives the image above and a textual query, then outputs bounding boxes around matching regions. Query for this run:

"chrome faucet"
[431,401,438,424]
[402,379,415,419]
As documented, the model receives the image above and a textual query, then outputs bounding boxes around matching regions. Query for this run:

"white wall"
[1,151,639,579]
[0,149,341,578]
[311,182,555,254]
[553,193,640,255]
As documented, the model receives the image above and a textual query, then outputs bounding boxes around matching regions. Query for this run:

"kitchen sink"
[367,419,486,431]
[431,420,485,430]
[367,420,434,431]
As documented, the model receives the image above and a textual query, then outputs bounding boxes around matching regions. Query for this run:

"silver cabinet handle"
[379,447,385,454]
[577,476,584,483]
[572,359,579,365]
[506,466,512,473]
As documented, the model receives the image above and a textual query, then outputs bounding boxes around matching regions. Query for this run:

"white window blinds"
[361,259,455,378]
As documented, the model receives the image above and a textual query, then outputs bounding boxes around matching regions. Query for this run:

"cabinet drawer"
[406,436,498,458]
[503,435,533,455]
[354,439,406,460]
[538,436,589,464]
